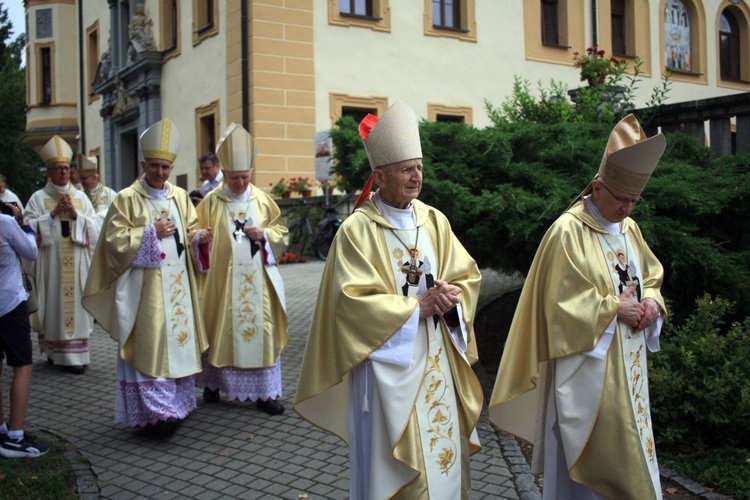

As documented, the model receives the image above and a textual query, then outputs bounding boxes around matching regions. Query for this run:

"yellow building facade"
[22,0,750,191]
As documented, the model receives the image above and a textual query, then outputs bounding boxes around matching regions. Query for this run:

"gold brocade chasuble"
[488,201,666,500]
[196,186,288,369]
[295,198,483,499]
[82,181,207,379]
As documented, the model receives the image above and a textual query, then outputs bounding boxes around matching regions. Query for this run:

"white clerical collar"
[374,191,416,230]
[51,183,70,193]
[584,196,621,235]
[140,178,169,200]
[86,182,103,195]
[224,184,250,202]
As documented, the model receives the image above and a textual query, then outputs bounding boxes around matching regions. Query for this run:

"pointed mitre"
[598,114,666,195]
[140,118,181,162]
[215,122,257,172]
[361,100,422,169]
[77,153,99,176]
[39,135,73,167]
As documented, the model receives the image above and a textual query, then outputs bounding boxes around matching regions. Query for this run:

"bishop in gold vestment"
[489,115,668,500]
[295,101,483,499]
[196,123,289,415]
[83,119,211,432]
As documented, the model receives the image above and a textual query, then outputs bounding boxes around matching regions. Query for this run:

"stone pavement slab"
[4,261,535,499]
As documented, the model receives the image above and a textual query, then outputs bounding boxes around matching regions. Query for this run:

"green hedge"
[650,295,750,498]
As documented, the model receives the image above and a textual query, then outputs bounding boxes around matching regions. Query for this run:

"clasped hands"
[618,284,660,331]
[242,225,265,242]
[155,219,214,245]
[50,194,77,219]
[418,279,461,319]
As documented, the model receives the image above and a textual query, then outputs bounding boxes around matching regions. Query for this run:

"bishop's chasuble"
[24,183,100,366]
[196,185,288,399]
[489,199,666,500]
[83,180,208,426]
[295,195,483,499]
[86,183,118,222]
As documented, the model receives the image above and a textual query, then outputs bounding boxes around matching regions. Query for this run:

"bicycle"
[287,199,315,257]
[311,191,355,260]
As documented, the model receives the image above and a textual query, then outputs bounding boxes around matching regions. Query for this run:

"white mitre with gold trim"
[78,153,99,177]
[140,118,181,163]
[362,99,422,169]
[598,114,666,195]
[215,123,257,172]
[39,135,73,167]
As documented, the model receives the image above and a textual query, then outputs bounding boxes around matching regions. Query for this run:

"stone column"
[709,117,732,158]
[684,121,706,146]
[736,114,750,154]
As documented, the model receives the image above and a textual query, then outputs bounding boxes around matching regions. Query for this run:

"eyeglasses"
[48,166,71,172]
[598,181,643,207]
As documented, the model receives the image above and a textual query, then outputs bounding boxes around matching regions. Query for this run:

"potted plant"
[270,179,290,198]
[289,177,312,197]
[573,46,627,87]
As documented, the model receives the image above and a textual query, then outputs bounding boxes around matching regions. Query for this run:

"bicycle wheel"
[315,235,332,260]
[289,222,302,245]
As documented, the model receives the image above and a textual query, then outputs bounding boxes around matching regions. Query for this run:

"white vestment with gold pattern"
[348,193,477,499]
[24,184,99,366]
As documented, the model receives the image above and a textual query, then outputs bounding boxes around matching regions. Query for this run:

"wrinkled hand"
[419,279,461,319]
[244,225,265,241]
[154,218,177,239]
[636,298,660,331]
[617,284,643,330]
[197,227,213,244]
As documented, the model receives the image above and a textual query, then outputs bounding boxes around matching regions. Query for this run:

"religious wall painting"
[664,0,692,70]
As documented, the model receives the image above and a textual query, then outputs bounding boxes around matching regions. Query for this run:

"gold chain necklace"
[390,226,422,284]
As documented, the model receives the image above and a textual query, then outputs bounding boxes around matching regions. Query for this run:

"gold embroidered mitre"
[39,135,74,167]
[140,118,181,162]
[77,153,99,177]
[598,114,666,195]
[215,122,257,172]
[362,99,422,169]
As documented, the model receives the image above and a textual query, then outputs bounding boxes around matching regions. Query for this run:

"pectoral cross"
[234,220,246,242]
[400,249,423,286]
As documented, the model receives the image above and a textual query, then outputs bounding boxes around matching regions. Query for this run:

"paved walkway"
[7,261,540,499]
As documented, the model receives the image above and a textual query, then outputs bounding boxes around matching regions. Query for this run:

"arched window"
[664,0,692,70]
[611,0,627,55]
[720,9,741,80]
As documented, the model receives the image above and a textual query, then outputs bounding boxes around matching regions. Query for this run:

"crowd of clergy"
[10,119,289,440]
[2,100,668,499]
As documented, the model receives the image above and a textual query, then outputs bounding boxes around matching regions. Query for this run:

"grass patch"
[0,431,78,499]
[659,447,750,499]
